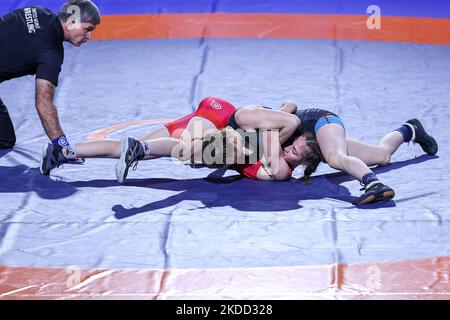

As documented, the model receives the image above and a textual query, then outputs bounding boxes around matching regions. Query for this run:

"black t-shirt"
[0,6,64,86]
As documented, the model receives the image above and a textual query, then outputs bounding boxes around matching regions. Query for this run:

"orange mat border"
[85,119,174,141]
[1,256,449,299]
[92,14,450,45]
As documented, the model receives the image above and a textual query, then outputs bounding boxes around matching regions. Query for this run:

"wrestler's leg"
[316,124,370,181]
[346,131,404,166]
[74,137,185,159]
[115,116,218,183]
[140,126,171,140]
[316,123,395,204]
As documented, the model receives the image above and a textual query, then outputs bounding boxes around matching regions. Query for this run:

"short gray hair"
[58,0,101,25]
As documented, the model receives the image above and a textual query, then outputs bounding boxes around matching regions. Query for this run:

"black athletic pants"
[0,97,16,149]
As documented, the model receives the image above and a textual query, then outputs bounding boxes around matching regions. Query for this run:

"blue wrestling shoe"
[40,143,67,175]
[116,137,145,183]
[353,182,395,205]
[405,119,438,155]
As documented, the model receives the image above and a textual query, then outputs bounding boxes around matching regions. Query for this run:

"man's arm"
[35,78,65,140]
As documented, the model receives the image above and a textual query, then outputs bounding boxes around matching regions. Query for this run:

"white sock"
[62,145,77,160]
[142,141,152,159]
[404,123,416,142]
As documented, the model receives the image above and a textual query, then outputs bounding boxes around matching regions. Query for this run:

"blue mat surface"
[1,38,449,270]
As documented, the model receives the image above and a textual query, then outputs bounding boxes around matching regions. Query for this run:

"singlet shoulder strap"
[227,110,240,129]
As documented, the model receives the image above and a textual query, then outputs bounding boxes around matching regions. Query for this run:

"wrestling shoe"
[353,182,395,205]
[405,119,438,155]
[39,143,67,175]
[116,137,145,183]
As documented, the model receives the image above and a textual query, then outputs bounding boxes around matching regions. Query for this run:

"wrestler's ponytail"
[300,133,323,184]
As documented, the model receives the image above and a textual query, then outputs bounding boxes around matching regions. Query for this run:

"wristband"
[52,135,69,147]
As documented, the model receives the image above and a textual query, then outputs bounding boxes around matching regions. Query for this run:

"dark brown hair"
[298,132,323,184]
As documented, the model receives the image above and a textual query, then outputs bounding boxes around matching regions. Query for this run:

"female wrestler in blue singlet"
[282,107,438,205]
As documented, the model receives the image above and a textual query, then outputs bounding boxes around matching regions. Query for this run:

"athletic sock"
[142,141,152,159]
[395,125,413,143]
[362,172,379,188]
[62,145,77,159]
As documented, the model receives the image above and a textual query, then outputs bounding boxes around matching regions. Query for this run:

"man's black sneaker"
[40,143,67,175]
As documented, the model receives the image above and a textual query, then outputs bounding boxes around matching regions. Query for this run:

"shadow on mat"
[0,165,77,199]
[0,149,12,158]
[70,155,437,219]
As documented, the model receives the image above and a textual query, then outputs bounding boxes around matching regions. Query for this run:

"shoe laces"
[131,160,139,171]
[128,143,141,172]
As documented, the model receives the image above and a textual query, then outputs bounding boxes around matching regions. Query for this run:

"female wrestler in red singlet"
[116,97,302,182]
[44,97,305,182]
